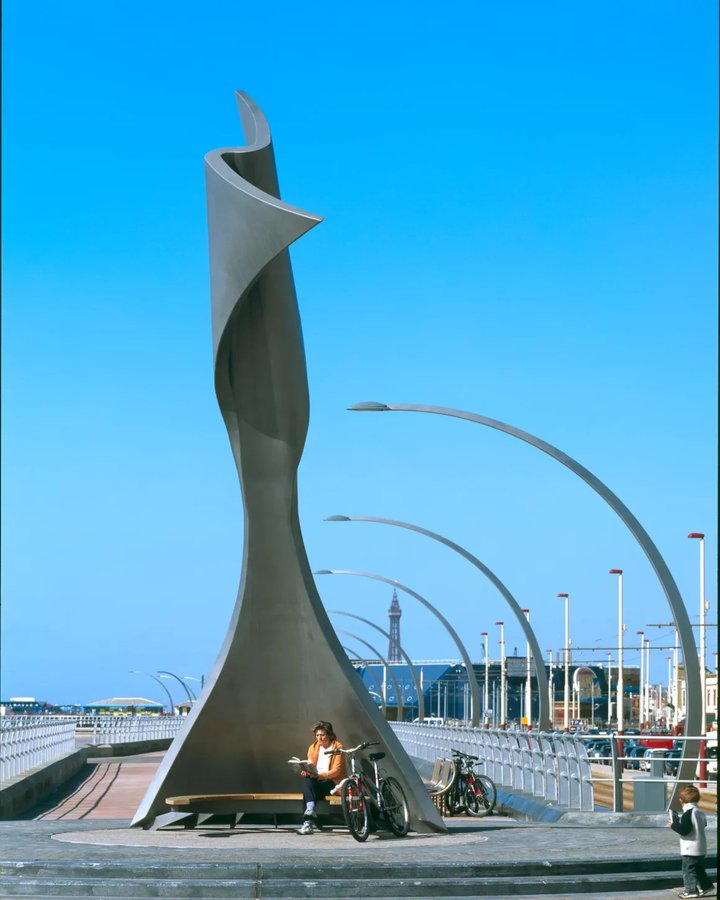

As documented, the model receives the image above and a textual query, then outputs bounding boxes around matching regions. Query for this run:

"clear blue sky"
[2,0,717,706]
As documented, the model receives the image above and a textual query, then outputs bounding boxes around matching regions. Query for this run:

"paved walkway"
[2,751,716,899]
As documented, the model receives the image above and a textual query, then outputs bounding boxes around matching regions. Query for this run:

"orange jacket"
[306,739,346,784]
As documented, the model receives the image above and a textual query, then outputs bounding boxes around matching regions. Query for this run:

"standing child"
[669,784,715,898]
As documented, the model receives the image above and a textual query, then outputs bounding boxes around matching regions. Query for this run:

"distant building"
[387,590,402,663]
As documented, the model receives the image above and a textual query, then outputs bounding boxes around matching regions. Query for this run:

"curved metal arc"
[342,647,386,711]
[350,401,700,804]
[329,610,425,720]
[158,671,196,703]
[130,671,175,714]
[337,628,404,719]
[317,569,481,727]
[327,515,549,728]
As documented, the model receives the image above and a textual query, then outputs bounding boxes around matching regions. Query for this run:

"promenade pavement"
[1,750,716,899]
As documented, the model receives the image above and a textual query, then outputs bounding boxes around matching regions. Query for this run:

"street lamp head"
[348,401,390,411]
[688,532,705,539]
[521,608,530,613]
[314,569,334,575]
[325,515,351,522]
[609,568,623,574]
[557,593,569,598]
[495,621,504,626]
[480,631,488,636]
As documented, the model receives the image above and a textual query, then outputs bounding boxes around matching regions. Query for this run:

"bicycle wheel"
[341,778,370,842]
[379,776,410,837]
[465,774,496,817]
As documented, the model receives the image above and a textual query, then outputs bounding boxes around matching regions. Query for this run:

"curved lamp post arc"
[329,610,425,720]
[343,647,385,712]
[130,671,175,715]
[158,671,196,703]
[325,514,549,729]
[350,400,701,805]
[316,568,481,726]
[337,628,404,720]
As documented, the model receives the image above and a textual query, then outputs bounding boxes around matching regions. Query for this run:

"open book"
[287,756,318,776]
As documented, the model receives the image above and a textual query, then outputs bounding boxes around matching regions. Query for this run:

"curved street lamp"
[315,568,482,726]
[336,629,404,720]
[130,670,175,715]
[158,670,196,703]
[343,646,385,711]
[350,401,701,802]
[329,610,425,720]
[325,514,549,728]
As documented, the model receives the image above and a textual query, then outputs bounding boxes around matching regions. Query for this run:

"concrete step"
[0,869,690,897]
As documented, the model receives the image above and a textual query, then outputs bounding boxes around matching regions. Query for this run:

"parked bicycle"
[447,748,497,817]
[330,740,410,842]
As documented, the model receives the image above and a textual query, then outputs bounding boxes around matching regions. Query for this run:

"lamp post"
[158,670,196,703]
[329,609,425,720]
[547,649,554,729]
[315,568,482,725]
[609,569,624,733]
[348,401,701,805]
[522,608,532,727]
[496,621,506,727]
[636,631,645,727]
[558,593,570,730]
[324,515,549,729]
[607,652,613,728]
[688,533,707,742]
[480,631,489,724]
[129,670,175,715]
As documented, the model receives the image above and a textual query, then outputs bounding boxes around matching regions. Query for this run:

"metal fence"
[89,715,186,746]
[1,715,186,782]
[390,721,594,811]
[0,716,76,782]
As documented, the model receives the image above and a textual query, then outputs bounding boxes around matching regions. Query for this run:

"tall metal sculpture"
[131,93,445,832]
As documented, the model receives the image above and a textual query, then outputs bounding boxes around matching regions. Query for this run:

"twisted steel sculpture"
[131,94,444,832]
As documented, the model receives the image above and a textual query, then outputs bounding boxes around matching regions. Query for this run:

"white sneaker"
[297,820,314,835]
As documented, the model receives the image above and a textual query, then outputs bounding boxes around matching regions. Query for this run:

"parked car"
[625,745,647,769]
[587,741,612,762]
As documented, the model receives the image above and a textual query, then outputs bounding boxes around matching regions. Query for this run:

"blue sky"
[2,1,717,706]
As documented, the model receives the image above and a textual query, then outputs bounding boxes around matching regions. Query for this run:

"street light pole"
[637,631,645,727]
[480,631,489,724]
[688,533,707,741]
[607,652,613,728]
[609,570,624,733]
[158,670,196,703]
[522,608,531,727]
[496,621,506,727]
[130,670,175,715]
[558,593,570,729]
[547,649,554,729]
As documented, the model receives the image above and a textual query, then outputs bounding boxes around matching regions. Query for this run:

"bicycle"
[330,740,410,842]
[447,748,497,817]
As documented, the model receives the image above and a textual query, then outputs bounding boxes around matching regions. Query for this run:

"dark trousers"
[681,855,713,892]
[301,777,335,816]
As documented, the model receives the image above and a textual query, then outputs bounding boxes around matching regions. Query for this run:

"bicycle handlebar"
[329,740,381,756]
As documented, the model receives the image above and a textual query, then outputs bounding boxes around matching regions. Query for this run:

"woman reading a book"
[296,721,345,835]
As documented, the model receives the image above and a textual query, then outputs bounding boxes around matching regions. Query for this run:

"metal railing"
[390,721,594,811]
[1,715,186,782]
[90,715,186,745]
[0,716,76,782]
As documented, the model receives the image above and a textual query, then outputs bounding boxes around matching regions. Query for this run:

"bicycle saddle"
[368,751,386,761]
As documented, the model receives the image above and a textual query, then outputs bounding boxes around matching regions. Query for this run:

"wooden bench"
[161,792,343,830]
[426,758,456,815]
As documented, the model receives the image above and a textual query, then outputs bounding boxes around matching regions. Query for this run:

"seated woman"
[297,720,346,834]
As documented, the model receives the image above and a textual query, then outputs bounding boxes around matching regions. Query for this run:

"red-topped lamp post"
[609,570,624,732]
[558,593,570,730]
[688,532,707,782]
[496,621,506,727]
